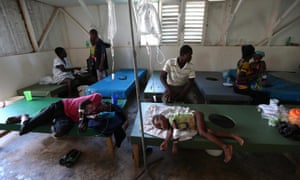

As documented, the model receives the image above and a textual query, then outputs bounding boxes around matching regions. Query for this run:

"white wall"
[0,51,55,100]
[65,2,300,73]
[0,0,300,101]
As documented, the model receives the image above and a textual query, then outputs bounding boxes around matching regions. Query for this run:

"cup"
[111,94,118,105]
[23,91,32,101]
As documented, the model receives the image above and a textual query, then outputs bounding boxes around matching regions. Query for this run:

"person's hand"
[164,90,172,102]
[160,140,168,151]
[78,120,87,132]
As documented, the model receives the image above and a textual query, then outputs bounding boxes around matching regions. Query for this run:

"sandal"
[6,114,29,124]
[6,116,22,124]
[59,149,81,168]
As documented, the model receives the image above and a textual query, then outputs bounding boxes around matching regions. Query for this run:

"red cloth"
[62,93,102,122]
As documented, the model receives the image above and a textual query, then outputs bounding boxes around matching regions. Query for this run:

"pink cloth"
[62,93,102,122]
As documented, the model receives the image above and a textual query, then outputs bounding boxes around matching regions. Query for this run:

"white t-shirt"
[52,56,75,84]
[162,58,195,86]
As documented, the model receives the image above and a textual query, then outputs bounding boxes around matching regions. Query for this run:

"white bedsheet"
[143,104,197,141]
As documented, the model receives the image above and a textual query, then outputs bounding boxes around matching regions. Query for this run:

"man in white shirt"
[160,45,201,103]
[53,47,80,97]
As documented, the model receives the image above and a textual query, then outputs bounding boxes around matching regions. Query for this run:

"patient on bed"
[152,111,244,163]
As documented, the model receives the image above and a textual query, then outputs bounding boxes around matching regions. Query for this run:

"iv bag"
[107,0,117,42]
[134,0,161,39]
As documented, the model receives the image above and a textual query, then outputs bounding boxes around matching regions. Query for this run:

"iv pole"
[127,0,150,179]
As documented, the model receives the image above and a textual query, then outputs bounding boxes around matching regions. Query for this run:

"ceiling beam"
[18,0,39,52]
[266,0,300,46]
[59,8,89,35]
[78,0,97,28]
[37,8,60,51]
[220,0,243,45]
[258,15,300,46]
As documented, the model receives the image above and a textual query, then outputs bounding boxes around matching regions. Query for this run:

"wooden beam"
[37,8,60,51]
[221,0,243,45]
[18,0,38,51]
[59,8,89,36]
[257,15,300,46]
[267,0,300,46]
[78,0,97,28]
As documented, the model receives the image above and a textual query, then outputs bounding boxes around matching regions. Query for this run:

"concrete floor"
[0,93,300,180]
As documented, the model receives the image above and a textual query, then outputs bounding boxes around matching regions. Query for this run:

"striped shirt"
[235,58,251,89]
[162,58,195,86]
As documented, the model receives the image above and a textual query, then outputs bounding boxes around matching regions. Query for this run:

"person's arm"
[260,61,267,72]
[94,43,106,71]
[160,71,172,101]
[177,78,194,100]
[78,99,92,132]
[103,41,111,48]
[56,65,80,73]
[160,125,173,151]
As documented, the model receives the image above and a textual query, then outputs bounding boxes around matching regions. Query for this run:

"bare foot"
[223,145,233,163]
[233,135,244,146]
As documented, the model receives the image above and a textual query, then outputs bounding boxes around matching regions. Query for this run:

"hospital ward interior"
[1,0,300,179]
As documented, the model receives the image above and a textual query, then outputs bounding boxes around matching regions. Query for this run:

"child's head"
[152,114,169,130]
[253,50,265,61]
[241,44,255,59]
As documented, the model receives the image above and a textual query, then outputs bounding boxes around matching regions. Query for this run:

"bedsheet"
[195,71,252,103]
[86,69,147,98]
[260,74,300,102]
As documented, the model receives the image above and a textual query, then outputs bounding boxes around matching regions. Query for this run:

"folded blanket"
[143,104,197,141]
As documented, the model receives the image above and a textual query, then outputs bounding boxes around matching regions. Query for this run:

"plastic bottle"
[285,36,291,46]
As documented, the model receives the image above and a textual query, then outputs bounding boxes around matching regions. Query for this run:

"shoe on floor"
[59,149,81,168]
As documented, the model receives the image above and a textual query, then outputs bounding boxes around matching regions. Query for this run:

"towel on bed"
[143,104,197,141]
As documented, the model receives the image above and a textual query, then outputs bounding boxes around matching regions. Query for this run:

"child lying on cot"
[152,110,244,163]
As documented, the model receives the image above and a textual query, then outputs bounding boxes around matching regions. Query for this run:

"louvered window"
[184,1,205,43]
[161,4,180,43]
[160,0,206,44]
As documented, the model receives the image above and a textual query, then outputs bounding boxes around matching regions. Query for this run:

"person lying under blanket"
[152,110,244,163]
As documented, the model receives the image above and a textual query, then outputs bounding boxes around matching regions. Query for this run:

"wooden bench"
[143,71,165,102]
[0,97,127,158]
[130,102,300,167]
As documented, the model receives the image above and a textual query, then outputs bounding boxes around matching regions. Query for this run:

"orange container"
[288,108,300,127]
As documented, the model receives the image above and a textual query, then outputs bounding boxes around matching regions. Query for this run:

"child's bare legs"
[195,111,234,163]
[208,129,244,146]
[160,140,178,154]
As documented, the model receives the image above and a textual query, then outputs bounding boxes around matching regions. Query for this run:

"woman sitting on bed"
[234,45,269,104]
[152,110,244,163]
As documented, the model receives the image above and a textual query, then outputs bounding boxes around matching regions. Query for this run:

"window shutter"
[161,4,180,43]
[184,1,206,43]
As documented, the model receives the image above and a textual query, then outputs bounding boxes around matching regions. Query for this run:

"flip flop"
[59,149,81,168]
[6,116,22,124]
[6,114,29,124]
